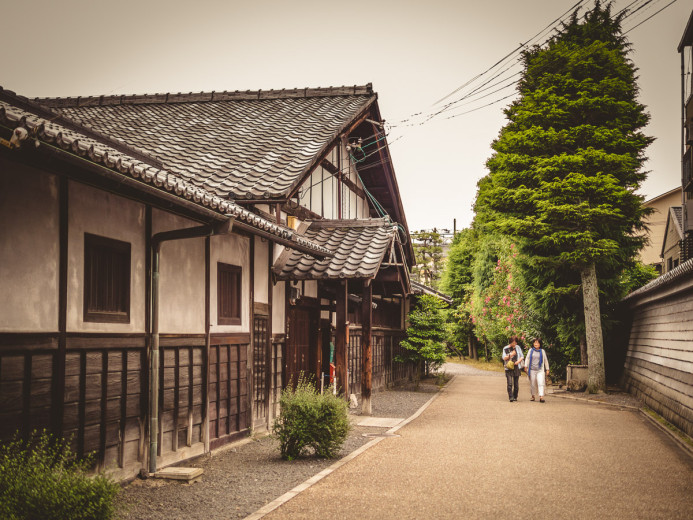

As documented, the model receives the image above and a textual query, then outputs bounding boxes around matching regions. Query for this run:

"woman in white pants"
[525,338,549,403]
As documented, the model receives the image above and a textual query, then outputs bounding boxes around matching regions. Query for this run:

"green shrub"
[0,430,120,520]
[273,376,350,460]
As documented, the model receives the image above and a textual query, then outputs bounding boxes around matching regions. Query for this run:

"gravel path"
[116,377,444,520]
[264,372,693,520]
[116,363,647,519]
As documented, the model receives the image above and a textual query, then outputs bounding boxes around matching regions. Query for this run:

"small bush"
[273,376,350,460]
[0,430,120,520]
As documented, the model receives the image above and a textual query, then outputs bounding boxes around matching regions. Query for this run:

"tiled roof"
[0,92,332,258]
[35,86,376,200]
[273,219,397,280]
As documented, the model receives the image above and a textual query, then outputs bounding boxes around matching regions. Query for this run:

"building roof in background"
[643,187,681,205]
[34,86,376,200]
[411,281,453,305]
[273,218,398,280]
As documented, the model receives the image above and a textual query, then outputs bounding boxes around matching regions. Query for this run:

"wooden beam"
[361,281,373,415]
[335,280,349,397]
[376,270,401,283]
[320,159,367,199]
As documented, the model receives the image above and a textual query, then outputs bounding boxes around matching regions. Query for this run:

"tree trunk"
[579,334,588,365]
[580,263,606,393]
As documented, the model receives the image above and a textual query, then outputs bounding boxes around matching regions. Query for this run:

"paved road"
[263,369,693,519]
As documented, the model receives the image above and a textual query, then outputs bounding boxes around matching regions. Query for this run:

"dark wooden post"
[361,280,373,415]
[335,280,349,397]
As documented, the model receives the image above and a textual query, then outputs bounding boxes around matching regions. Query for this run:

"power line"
[432,0,589,107]
[390,0,673,127]
[624,0,678,34]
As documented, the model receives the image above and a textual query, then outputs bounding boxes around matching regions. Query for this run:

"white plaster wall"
[152,210,205,334]
[304,280,318,298]
[210,232,250,333]
[0,162,59,332]
[272,282,286,334]
[254,237,269,304]
[68,182,146,332]
[271,245,286,334]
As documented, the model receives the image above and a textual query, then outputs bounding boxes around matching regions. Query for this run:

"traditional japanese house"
[0,83,413,480]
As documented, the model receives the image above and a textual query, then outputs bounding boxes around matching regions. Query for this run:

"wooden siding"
[346,327,411,395]
[270,335,284,420]
[0,334,147,477]
[623,287,693,436]
[208,335,249,449]
[157,341,205,457]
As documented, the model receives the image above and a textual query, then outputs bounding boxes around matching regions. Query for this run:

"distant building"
[639,188,680,272]
[679,11,693,260]
[661,206,683,273]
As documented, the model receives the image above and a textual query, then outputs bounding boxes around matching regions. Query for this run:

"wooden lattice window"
[83,233,131,323]
[218,262,242,325]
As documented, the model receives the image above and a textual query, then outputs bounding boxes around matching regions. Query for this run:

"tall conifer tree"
[476,2,652,392]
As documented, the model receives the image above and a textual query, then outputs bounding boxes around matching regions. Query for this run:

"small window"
[84,233,131,323]
[218,262,242,325]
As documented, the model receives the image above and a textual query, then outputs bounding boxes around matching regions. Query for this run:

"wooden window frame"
[83,233,131,324]
[218,262,242,326]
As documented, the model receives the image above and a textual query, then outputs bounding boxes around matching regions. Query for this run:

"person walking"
[525,337,549,403]
[502,336,523,402]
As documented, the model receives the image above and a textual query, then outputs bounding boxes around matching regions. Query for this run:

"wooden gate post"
[361,280,373,415]
[335,280,348,397]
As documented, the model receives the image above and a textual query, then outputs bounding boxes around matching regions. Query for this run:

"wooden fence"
[621,260,693,437]
[346,327,414,395]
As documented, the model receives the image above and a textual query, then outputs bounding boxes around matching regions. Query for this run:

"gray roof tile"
[273,219,396,280]
[0,95,332,258]
[35,86,376,200]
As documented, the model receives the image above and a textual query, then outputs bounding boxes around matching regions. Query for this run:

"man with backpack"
[502,336,524,402]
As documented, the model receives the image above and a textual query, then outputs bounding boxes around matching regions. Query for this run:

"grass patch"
[445,356,504,372]
[643,407,693,449]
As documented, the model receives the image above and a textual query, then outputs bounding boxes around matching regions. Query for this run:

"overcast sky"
[3,0,690,232]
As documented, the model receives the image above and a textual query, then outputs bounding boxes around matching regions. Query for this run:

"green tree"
[476,2,652,392]
[440,228,476,304]
[398,294,447,375]
[467,234,535,356]
[412,229,445,288]
[440,229,477,356]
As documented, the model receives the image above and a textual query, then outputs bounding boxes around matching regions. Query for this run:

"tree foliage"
[442,2,654,386]
[412,230,445,289]
[475,2,652,391]
[398,294,447,372]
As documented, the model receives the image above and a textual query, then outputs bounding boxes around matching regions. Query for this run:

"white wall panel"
[0,161,59,332]
[254,237,269,304]
[152,210,205,334]
[210,233,250,333]
[68,182,146,332]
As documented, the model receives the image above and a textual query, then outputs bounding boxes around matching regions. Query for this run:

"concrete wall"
[622,262,693,436]
[0,161,59,332]
[69,182,147,332]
